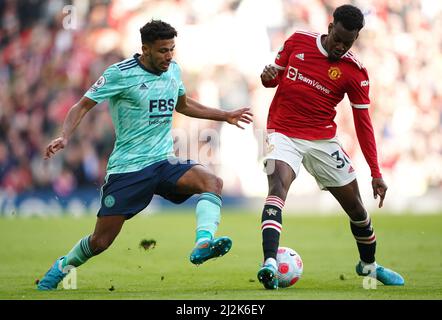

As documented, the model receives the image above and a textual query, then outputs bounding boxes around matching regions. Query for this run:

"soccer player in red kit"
[257,5,404,289]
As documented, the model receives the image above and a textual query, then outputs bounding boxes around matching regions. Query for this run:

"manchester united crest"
[328,66,342,80]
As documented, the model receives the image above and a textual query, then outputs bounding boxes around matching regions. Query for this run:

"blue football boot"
[356,261,404,286]
[190,236,232,265]
[37,257,68,290]
[257,263,278,290]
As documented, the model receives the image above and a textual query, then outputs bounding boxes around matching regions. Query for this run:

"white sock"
[264,258,277,268]
[361,260,377,268]
[360,261,377,275]
[195,237,211,246]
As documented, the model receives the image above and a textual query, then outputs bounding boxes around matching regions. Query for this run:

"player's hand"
[44,137,68,159]
[226,108,254,129]
[261,64,278,82]
[372,177,388,208]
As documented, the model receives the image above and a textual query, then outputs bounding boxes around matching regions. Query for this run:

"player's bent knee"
[201,174,223,194]
[214,176,223,193]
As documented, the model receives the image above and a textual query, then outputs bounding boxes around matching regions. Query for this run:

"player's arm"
[261,34,296,88]
[175,94,253,129]
[44,96,97,159]
[349,66,387,208]
[352,107,387,208]
[260,64,283,87]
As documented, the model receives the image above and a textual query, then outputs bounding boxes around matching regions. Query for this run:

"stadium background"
[1,0,441,216]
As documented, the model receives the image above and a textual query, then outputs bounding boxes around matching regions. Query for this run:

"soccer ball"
[276,247,303,288]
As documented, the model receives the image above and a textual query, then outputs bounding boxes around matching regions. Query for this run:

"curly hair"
[139,20,177,44]
[333,5,365,31]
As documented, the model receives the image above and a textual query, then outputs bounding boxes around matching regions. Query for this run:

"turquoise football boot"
[356,261,404,286]
[257,263,278,290]
[190,236,232,265]
[37,257,68,290]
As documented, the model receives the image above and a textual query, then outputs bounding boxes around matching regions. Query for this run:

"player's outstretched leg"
[37,215,125,290]
[356,261,404,285]
[349,213,404,285]
[189,193,232,265]
[37,235,94,290]
[327,181,404,286]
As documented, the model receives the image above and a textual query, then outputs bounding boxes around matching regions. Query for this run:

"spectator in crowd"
[1,0,441,200]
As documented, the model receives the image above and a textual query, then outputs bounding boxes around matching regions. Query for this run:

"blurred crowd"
[1,0,441,200]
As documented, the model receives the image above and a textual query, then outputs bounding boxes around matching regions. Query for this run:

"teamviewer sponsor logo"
[297,73,331,94]
[286,65,331,95]
[287,66,298,80]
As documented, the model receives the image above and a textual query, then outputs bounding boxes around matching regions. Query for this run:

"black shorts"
[98,159,197,219]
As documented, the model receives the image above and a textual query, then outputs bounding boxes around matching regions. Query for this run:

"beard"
[327,53,342,62]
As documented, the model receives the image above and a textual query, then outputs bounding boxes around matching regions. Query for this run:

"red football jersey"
[266,31,370,140]
[264,31,382,178]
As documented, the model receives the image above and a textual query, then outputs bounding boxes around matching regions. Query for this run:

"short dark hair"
[139,20,177,44]
[333,5,365,31]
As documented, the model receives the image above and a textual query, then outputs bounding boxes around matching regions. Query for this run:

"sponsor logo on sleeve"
[360,80,369,87]
[89,75,106,92]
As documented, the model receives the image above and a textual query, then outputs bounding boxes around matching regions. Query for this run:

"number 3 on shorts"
[331,150,349,169]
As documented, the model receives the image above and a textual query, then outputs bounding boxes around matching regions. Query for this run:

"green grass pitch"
[1,210,441,300]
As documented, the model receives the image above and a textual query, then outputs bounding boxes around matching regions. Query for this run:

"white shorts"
[264,132,356,190]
